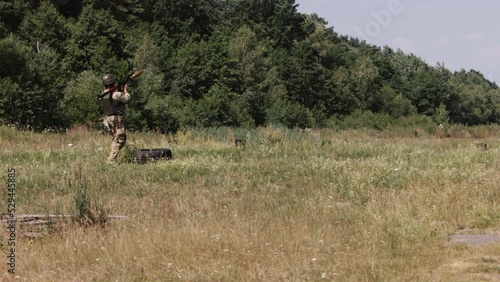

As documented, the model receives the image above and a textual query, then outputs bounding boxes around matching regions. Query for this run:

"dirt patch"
[436,230,500,281]
[450,235,500,245]
[449,229,500,246]
[438,256,500,282]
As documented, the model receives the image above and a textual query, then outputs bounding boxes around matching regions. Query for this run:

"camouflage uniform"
[100,75,131,162]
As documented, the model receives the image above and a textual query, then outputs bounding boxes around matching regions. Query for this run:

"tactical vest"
[100,91,126,116]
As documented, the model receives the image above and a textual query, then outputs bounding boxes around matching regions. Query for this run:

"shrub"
[61,71,102,128]
[266,99,314,128]
[327,110,393,130]
[145,96,180,134]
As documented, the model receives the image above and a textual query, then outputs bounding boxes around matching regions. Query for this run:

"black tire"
[133,148,173,164]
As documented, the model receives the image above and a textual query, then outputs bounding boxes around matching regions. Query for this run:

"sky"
[295,0,500,84]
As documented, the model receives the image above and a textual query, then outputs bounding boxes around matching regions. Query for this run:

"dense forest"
[1,0,499,133]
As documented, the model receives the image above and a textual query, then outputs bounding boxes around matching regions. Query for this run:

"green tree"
[169,39,212,99]
[228,26,267,89]
[267,98,314,128]
[377,85,415,118]
[0,35,28,79]
[0,78,23,125]
[434,102,450,125]
[0,44,67,130]
[3,0,500,130]
[82,0,145,23]
[409,66,452,117]
[143,96,179,133]
[223,0,310,49]
[182,83,241,128]
[64,5,128,75]
[61,71,102,127]
[326,66,360,116]
[24,47,68,129]
[389,50,427,94]
[19,0,70,55]
[277,40,326,111]
[488,88,500,123]
[132,34,161,73]
[130,34,167,130]
[0,0,27,35]
[350,55,380,110]
[449,85,492,125]
[452,69,497,90]
[304,14,342,70]
[0,35,27,126]
[145,0,221,39]
[228,26,272,125]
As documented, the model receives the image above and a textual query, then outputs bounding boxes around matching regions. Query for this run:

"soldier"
[99,74,131,163]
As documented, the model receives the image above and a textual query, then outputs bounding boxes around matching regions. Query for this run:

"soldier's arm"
[112,85,131,103]
[112,92,131,103]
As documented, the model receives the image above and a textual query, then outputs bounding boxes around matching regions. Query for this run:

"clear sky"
[295,0,500,84]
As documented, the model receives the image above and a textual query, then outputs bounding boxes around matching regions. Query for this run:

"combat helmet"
[102,74,116,86]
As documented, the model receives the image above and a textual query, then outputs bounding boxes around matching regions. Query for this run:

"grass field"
[1,125,500,281]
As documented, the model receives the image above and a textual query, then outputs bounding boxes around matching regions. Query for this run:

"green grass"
[1,125,500,281]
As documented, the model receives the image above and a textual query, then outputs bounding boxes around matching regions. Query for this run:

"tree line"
[1,0,499,132]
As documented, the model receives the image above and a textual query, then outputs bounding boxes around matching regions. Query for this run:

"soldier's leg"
[107,116,127,162]
[106,116,118,162]
[106,116,116,137]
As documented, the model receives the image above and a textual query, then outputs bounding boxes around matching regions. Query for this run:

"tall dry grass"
[1,125,499,281]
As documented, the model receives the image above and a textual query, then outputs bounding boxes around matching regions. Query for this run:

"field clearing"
[1,125,500,281]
